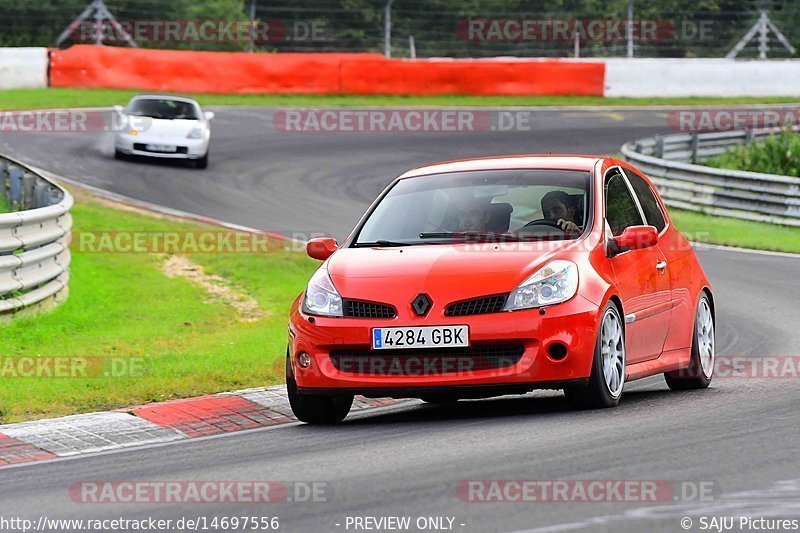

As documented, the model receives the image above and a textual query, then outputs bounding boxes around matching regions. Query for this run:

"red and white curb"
[0,386,409,467]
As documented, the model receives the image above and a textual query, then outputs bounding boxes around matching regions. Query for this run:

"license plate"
[372,326,469,350]
[145,144,177,152]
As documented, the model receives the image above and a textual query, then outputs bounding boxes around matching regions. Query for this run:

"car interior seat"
[486,202,514,232]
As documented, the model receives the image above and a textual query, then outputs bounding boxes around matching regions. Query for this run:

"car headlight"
[504,260,578,311]
[302,266,343,317]
[187,127,205,139]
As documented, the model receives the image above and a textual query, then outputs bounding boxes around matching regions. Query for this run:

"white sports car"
[114,95,214,169]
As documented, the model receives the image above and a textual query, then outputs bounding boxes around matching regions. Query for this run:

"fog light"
[547,342,568,361]
[297,352,311,369]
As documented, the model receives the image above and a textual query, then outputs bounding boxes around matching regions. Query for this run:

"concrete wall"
[604,58,800,97]
[0,48,48,89]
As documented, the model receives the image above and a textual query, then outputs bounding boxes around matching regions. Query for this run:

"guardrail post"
[9,167,23,209]
[655,135,664,159]
[690,133,699,164]
[21,172,36,210]
[0,162,8,203]
[34,182,50,208]
[745,130,755,145]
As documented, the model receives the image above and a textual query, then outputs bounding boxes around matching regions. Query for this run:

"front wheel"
[194,152,209,169]
[286,355,353,424]
[565,302,626,409]
[665,293,714,390]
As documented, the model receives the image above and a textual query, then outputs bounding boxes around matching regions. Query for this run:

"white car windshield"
[127,99,199,120]
[355,169,591,245]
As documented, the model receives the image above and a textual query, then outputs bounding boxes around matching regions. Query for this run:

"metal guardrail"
[0,154,72,318]
[621,127,800,227]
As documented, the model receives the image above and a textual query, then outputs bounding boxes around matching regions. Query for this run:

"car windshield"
[355,169,591,245]
[127,99,199,120]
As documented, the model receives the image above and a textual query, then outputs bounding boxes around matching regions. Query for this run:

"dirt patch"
[163,255,268,322]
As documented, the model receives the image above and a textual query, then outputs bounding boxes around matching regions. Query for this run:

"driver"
[174,102,191,119]
[541,191,580,233]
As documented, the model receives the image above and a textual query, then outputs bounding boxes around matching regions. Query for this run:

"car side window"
[605,170,644,237]
[625,170,667,233]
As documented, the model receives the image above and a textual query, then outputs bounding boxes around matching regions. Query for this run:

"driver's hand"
[557,219,579,233]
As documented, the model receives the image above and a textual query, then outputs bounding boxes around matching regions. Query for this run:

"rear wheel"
[665,293,714,390]
[565,302,626,409]
[286,354,353,424]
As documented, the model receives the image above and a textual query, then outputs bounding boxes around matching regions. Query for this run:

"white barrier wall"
[0,48,48,89]
[604,58,800,97]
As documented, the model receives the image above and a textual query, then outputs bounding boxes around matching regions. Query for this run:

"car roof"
[400,155,603,179]
[129,94,200,105]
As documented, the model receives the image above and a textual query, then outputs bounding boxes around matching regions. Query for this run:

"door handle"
[656,260,667,272]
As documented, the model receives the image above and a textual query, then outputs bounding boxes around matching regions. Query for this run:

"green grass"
[704,129,800,177]
[1,88,799,110]
[669,208,800,254]
[0,190,317,423]
[0,194,10,213]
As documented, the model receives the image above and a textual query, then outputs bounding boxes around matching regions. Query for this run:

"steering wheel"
[522,219,565,231]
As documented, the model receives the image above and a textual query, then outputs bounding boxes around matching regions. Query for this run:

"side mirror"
[204,111,215,121]
[612,225,658,254]
[307,237,338,261]
[113,105,124,115]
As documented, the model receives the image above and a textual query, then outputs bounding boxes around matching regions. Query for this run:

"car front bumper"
[288,294,602,397]
[115,134,209,159]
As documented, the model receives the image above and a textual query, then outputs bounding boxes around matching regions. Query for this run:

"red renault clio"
[287,156,715,423]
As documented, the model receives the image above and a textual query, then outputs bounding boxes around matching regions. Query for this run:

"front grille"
[445,294,507,316]
[343,299,397,319]
[330,344,524,375]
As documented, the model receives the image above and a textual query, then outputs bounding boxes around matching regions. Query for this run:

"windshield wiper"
[418,231,525,242]
[354,240,417,247]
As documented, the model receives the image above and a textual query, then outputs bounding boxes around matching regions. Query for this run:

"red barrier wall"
[340,58,605,96]
[50,45,605,96]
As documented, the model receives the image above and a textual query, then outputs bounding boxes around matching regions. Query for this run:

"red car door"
[605,169,671,363]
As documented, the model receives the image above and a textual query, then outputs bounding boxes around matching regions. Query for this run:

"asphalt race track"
[2,107,800,532]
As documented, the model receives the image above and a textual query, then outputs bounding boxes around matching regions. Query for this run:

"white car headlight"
[187,127,205,139]
[302,266,343,317]
[504,260,578,311]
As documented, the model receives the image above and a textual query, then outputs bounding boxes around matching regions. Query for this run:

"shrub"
[704,129,800,177]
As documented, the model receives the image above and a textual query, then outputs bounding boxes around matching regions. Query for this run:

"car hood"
[131,118,200,138]
[328,240,578,301]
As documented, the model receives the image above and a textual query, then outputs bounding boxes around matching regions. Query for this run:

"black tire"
[565,302,626,409]
[665,293,714,390]
[114,149,126,160]
[194,152,209,169]
[286,354,353,424]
